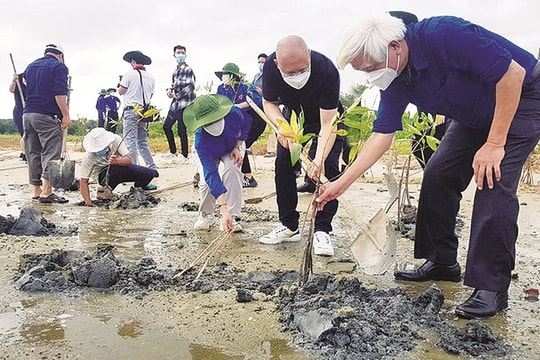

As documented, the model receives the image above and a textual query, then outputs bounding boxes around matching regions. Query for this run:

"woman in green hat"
[184,94,251,233]
[215,62,266,188]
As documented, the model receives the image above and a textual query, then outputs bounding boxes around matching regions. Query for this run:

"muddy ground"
[0,146,539,360]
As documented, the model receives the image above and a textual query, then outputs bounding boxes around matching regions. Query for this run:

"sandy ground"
[0,145,539,359]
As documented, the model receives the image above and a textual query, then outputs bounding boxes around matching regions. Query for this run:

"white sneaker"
[313,231,334,256]
[220,218,243,233]
[259,224,300,244]
[161,152,178,159]
[193,215,214,230]
[172,156,189,164]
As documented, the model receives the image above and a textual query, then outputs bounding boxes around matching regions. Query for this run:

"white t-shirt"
[80,135,130,179]
[119,68,155,107]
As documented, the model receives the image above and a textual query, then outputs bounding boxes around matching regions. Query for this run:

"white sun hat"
[82,128,116,152]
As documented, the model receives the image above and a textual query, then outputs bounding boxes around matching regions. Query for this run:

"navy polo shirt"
[374,16,538,134]
[263,50,340,134]
[23,55,69,118]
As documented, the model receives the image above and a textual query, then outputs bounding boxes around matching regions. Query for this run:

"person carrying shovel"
[22,43,70,204]
[79,127,159,206]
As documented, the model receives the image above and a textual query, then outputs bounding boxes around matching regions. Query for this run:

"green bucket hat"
[214,62,245,80]
[183,95,233,133]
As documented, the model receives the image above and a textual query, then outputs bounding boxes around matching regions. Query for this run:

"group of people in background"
[9,10,540,321]
[95,87,121,133]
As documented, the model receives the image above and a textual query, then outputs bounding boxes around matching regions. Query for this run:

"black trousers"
[241,111,267,174]
[415,73,540,292]
[163,107,188,157]
[275,136,344,233]
[98,164,158,190]
[106,110,119,134]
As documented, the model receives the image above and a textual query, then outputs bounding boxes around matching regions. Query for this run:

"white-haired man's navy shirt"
[374,16,539,134]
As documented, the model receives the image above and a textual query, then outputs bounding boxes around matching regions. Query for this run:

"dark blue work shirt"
[217,80,262,127]
[104,95,121,112]
[96,95,106,119]
[23,55,69,118]
[194,106,250,199]
[374,16,538,134]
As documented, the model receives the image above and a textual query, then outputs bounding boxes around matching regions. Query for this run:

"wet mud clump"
[79,187,161,209]
[0,207,77,236]
[13,245,296,299]
[277,275,511,359]
[13,246,511,359]
[14,249,80,293]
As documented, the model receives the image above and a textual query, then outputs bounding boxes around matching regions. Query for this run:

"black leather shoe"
[394,260,461,282]
[297,182,316,193]
[456,289,508,319]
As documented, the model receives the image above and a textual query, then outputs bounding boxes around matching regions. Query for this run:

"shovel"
[350,208,396,275]
[48,127,76,190]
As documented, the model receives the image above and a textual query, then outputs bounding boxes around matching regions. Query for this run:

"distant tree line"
[0,85,368,136]
[0,118,96,135]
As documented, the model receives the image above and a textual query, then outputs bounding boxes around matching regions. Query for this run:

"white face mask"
[203,119,225,136]
[282,69,311,90]
[368,49,400,91]
[221,74,231,85]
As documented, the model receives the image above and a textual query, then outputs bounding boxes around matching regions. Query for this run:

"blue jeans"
[122,109,156,169]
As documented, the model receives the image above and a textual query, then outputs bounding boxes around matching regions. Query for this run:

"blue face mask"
[94,148,108,157]
[176,54,186,63]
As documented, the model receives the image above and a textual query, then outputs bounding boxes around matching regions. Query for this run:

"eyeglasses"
[279,65,311,78]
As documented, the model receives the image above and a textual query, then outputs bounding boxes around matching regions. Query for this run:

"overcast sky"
[1,0,538,120]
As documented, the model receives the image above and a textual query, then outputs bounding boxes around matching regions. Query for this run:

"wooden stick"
[9,53,25,108]
[245,191,276,204]
[147,180,192,195]
[173,231,230,279]
[246,96,279,133]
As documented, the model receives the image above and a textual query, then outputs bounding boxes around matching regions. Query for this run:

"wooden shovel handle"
[61,127,68,159]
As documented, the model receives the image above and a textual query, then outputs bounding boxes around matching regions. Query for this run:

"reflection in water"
[190,343,243,360]
[20,320,65,343]
[189,338,305,360]
[117,320,143,338]
[19,298,39,308]
[0,312,20,344]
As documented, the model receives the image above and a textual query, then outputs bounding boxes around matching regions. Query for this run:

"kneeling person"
[184,95,250,234]
[80,127,159,205]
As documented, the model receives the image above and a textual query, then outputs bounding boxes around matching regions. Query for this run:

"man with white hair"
[22,44,71,204]
[316,13,540,318]
[260,35,344,257]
